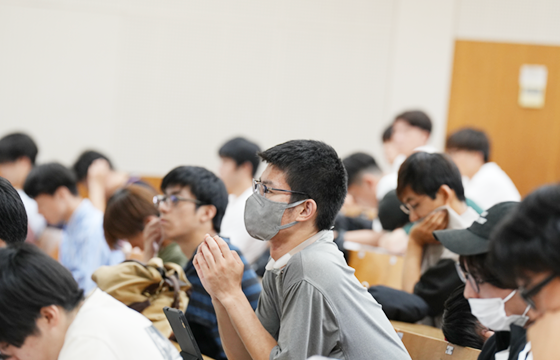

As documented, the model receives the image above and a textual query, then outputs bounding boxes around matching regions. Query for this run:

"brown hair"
[103,184,158,249]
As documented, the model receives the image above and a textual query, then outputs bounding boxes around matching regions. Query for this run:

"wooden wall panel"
[447,40,560,196]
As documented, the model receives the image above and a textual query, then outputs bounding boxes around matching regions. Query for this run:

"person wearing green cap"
[434,202,538,360]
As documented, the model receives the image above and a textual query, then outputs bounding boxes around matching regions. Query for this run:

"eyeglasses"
[153,194,202,208]
[519,273,557,309]
[455,263,499,294]
[252,179,309,198]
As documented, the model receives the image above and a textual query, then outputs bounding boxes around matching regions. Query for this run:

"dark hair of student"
[442,285,487,350]
[161,166,228,233]
[394,110,432,134]
[342,152,381,187]
[72,150,113,182]
[258,140,347,231]
[0,133,39,165]
[23,162,79,198]
[382,125,393,143]
[0,243,84,348]
[218,137,261,177]
[489,184,560,285]
[446,128,491,163]
[103,185,159,249]
[459,254,515,289]
[0,177,28,244]
[396,152,465,201]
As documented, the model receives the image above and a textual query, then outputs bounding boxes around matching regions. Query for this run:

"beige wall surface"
[0,0,559,177]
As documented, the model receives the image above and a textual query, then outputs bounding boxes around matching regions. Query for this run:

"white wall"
[0,0,559,176]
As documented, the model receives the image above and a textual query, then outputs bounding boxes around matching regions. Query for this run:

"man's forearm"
[213,298,252,360]
[343,230,384,247]
[220,291,277,360]
[402,239,423,293]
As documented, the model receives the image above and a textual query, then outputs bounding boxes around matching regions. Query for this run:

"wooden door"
[447,40,560,196]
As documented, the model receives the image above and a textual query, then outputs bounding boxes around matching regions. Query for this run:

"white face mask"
[468,290,530,331]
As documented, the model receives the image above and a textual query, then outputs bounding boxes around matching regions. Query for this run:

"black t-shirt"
[478,325,530,360]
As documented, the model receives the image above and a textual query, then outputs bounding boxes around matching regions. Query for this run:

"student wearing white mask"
[434,202,538,360]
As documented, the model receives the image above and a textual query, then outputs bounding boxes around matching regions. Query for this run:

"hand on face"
[142,216,163,260]
[193,234,244,301]
[87,159,111,187]
[409,210,448,246]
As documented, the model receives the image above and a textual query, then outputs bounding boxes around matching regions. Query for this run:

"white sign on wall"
[519,64,548,109]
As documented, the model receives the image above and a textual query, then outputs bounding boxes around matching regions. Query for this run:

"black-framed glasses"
[252,179,309,198]
[455,263,499,294]
[153,194,202,208]
[520,273,557,309]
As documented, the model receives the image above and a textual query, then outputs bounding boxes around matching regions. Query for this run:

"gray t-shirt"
[256,231,411,360]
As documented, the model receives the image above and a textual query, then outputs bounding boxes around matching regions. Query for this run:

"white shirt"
[464,162,521,210]
[17,189,46,240]
[221,187,268,264]
[58,289,181,360]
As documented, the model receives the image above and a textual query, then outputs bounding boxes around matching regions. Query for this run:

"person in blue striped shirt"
[23,163,124,293]
[145,165,261,360]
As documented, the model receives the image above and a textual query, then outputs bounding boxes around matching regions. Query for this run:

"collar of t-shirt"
[265,230,332,271]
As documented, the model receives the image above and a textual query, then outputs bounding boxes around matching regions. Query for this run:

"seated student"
[218,137,268,265]
[23,163,123,293]
[489,184,560,316]
[145,165,261,360]
[0,176,29,246]
[72,150,150,211]
[0,244,182,360]
[0,132,47,242]
[442,285,493,350]
[103,184,188,267]
[194,140,411,360]
[377,110,436,200]
[434,202,537,360]
[397,152,482,325]
[446,128,520,209]
[382,124,400,168]
[341,152,409,253]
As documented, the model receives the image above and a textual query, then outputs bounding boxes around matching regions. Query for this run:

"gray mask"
[244,192,307,241]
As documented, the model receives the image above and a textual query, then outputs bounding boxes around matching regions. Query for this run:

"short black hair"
[442,285,486,350]
[459,254,514,289]
[218,137,261,177]
[397,152,465,201]
[0,133,39,165]
[394,110,432,133]
[0,177,28,244]
[258,140,347,231]
[382,125,393,143]
[161,166,228,233]
[0,243,84,348]
[446,128,491,162]
[23,163,79,198]
[72,150,113,182]
[489,184,560,285]
[342,152,381,187]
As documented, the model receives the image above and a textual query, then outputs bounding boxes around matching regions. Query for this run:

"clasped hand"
[193,235,245,302]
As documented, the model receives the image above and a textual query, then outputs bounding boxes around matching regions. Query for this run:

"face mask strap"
[503,289,517,303]
[522,304,531,316]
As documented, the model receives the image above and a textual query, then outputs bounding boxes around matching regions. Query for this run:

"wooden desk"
[345,243,404,289]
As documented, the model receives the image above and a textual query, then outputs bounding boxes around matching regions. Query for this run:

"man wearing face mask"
[194,140,411,360]
[434,202,537,360]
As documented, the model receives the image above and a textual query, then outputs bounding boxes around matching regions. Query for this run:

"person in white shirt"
[0,132,47,242]
[0,243,182,360]
[377,110,437,201]
[446,128,521,210]
[218,137,268,264]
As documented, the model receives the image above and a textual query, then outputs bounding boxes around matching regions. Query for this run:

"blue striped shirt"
[184,239,262,360]
[60,199,124,293]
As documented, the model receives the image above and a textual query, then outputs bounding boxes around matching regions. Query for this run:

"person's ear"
[40,305,61,328]
[438,184,454,204]
[198,204,217,225]
[54,186,69,200]
[239,161,253,177]
[16,156,32,169]
[363,173,379,192]
[143,215,159,226]
[295,199,317,222]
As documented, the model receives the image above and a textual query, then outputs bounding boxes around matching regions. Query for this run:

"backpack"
[92,257,191,340]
